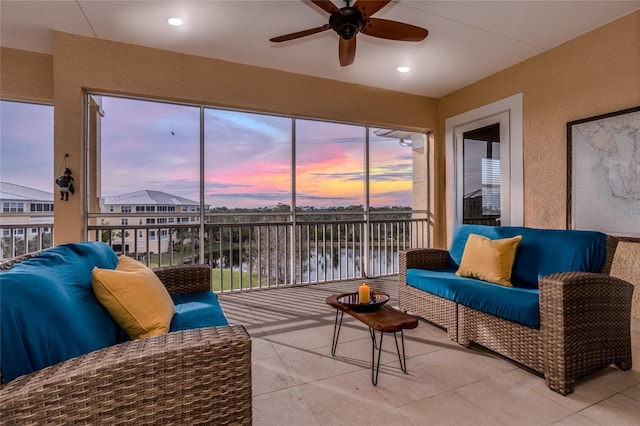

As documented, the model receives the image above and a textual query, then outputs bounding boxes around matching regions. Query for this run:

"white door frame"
[445,93,524,228]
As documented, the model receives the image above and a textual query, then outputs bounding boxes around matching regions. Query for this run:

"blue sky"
[1,100,54,192]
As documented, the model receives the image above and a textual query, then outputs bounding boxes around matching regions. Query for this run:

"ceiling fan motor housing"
[269,1,428,66]
[330,7,364,40]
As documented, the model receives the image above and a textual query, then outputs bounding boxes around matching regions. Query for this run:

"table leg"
[393,330,408,373]
[371,330,384,386]
[370,330,408,386]
[331,310,343,356]
[369,327,378,349]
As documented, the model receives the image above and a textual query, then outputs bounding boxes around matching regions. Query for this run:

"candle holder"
[336,291,390,312]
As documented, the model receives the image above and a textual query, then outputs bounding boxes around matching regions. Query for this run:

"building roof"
[0,182,53,202]
[103,190,198,206]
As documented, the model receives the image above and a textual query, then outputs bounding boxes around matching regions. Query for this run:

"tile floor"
[217,277,640,426]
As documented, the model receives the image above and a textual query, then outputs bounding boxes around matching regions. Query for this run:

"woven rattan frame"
[0,252,252,424]
[458,305,544,372]
[399,249,458,341]
[154,264,212,294]
[540,271,632,395]
[399,235,633,395]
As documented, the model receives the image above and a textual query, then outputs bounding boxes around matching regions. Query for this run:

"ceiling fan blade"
[311,0,341,14]
[270,24,331,42]
[354,1,391,18]
[339,37,356,66]
[361,18,428,41]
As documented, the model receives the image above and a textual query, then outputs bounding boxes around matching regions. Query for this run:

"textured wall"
[0,48,53,103]
[435,11,640,247]
[610,240,640,320]
[50,32,437,130]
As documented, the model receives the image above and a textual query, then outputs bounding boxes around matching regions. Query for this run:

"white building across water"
[1,183,202,258]
[0,182,54,259]
[101,190,202,254]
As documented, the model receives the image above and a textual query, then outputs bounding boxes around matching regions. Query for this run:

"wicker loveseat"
[0,242,251,424]
[399,224,633,395]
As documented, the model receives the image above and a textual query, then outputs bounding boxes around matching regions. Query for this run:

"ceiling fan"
[269,0,428,66]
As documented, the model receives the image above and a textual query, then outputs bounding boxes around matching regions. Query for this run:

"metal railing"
[0,223,54,260]
[87,212,430,292]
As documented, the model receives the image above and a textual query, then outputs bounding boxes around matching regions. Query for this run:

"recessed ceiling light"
[168,17,184,27]
[397,66,411,73]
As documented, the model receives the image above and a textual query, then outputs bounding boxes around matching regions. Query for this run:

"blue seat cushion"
[170,292,229,331]
[1,242,120,382]
[407,268,540,328]
[448,225,607,288]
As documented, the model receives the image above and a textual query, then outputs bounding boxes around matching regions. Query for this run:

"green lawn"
[211,268,262,292]
[134,252,264,292]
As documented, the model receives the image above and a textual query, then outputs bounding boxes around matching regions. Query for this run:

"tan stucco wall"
[52,32,437,131]
[0,48,53,103]
[435,10,640,246]
[610,240,640,319]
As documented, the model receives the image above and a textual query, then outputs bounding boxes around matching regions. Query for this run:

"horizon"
[0,181,411,211]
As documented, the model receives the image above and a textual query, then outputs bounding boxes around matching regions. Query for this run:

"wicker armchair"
[0,257,252,425]
[399,236,633,395]
[398,249,458,341]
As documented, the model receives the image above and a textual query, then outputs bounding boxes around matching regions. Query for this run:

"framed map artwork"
[567,106,640,237]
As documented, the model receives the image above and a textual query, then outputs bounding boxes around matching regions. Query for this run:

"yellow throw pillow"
[92,255,175,340]
[455,233,522,287]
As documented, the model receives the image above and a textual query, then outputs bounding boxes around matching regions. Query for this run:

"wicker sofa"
[399,224,633,395]
[0,242,252,425]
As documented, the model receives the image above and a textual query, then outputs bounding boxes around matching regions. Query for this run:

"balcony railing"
[87,212,430,292]
[0,223,54,260]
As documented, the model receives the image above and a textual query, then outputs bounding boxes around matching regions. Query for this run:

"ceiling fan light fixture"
[397,66,411,73]
[167,17,184,27]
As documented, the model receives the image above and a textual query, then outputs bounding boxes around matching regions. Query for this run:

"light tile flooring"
[217,277,640,426]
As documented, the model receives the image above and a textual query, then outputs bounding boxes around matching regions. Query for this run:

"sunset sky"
[1,98,417,209]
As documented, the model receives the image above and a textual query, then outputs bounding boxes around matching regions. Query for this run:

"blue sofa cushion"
[448,225,607,288]
[1,242,120,382]
[170,292,229,331]
[407,268,540,328]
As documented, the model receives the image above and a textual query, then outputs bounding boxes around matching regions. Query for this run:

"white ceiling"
[1,1,638,98]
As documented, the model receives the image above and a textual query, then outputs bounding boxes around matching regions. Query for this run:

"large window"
[94,94,425,214]
[89,94,428,282]
[99,97,200,201]
[369,128,419,210]
[205,109,291,210]
[296,119,364,210]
